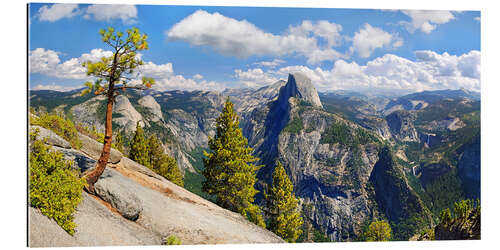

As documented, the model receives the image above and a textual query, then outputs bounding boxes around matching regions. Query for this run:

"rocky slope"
[29,126,284,247]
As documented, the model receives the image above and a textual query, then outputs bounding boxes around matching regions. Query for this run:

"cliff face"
[243,74,380,241]
[385,110,419,142]
[276,105,380,241]
[457,135,481,199]
[369,147,433,239]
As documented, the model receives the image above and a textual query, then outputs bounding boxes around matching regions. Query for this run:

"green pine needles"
[202,98,265,227]
[266,161,304,242]
[364,219,392,241]
[129,122,150,167]
[129,122,184,187]
[147,134,184,187]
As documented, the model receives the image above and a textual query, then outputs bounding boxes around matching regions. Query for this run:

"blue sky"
[28,3,481,93]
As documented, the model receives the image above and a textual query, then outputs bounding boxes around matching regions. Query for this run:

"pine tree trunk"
[84,93,114,194]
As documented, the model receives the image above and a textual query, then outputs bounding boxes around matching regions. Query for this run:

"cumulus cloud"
[474,17,481,22]
[400,10,455,33]
[167,10,345,64]
[234,68,279,88]
[29,48,227,92]
[349,24,402,58]
[37,3,79,22]
[236,50,480,93]
[29,48,113,79]
[84,4,138,24]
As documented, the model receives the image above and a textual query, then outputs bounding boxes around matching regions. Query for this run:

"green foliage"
[439,208,452,224]
[129,122,150,167]
[165,235,182,245]
[320,122,379,147]
[420,169,465,217]
[391,213,429,241]
[202,98,265,227]
[30,113,82,149]
[147,135,184,187]
[364,220,392,241]
[29,130,85,235]
[266,161,303,242]
[435,199,480,240]
[282,117,304,134]
[81,27,154,97]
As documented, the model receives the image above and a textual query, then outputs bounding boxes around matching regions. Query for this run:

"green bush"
[31,113,82,149]
[29,130,85,235]
[165,235,182,245]
[282,117,304,134]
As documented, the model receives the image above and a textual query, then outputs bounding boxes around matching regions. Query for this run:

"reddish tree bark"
[84,94,114,193]
[84,54,118,193]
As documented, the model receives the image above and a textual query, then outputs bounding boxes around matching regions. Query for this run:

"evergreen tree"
[129,122,149,167]
[80,27,154,193]
[147,135,184,187]
[365,219,392,241]
[202,98,264,227]
[266,161,303,242]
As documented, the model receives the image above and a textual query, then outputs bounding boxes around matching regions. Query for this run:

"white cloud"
[84,4,138,24]
[38,3,79,22]
[400,10,455,33]
[30,48,227,92]
[287,20,343,47]
[137,61,174,79]
[29,48,113,79]
[234,68,278,88]
[254,59,286,68]
[349,23,402,58]
[474,17,481,22]
[237,50,480,93]
[167,10,344,64]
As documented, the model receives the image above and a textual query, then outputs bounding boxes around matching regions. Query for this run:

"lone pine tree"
[80,27,155,193]
[266,161,303,242]
[202,98,265,227]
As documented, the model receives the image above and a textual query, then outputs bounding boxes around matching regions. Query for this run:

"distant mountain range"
[29,75,480,242]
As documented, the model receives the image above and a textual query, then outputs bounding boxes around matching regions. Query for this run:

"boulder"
[52,147,96,173]
[94,169,143,221]
[30,125,71,149]
[78,133,122,164]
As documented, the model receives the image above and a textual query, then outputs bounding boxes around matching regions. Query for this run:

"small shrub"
[165,235,182,245]
[29,130,85,235]
[31,113,82,149]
